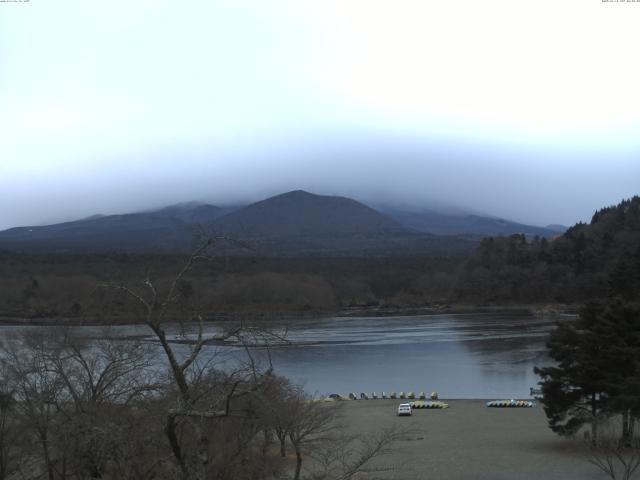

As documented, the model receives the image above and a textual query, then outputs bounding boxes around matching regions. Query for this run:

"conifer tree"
[536,301,640,444]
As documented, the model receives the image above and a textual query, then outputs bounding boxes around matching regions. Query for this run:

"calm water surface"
[259,312,563,398]
[1,312,569,399]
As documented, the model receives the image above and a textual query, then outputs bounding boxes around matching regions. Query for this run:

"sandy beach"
[333,399,603,480]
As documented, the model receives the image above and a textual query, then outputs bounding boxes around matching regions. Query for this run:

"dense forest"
[1,197,638,321]
[457,196,640,304]
[0,253,460,321]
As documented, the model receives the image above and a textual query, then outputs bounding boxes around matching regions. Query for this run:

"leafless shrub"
[0,382,22,480]
[101,238,289,480]
[309,425,409,480]
[0,327,160,480]
[584,418,640,480]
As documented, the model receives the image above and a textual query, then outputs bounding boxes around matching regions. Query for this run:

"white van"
[397,403,412,416]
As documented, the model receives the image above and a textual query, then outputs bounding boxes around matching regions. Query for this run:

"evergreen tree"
[595,301,640,445]
[609,246,640,302]
[535,301,640,443]
[535,302,610,442]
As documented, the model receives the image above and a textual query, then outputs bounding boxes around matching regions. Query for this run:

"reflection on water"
[0,312,570,399]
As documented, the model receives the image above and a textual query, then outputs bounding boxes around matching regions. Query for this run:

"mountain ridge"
[0,190,560,255]
[213,190,405,238]
[378,206,562,237]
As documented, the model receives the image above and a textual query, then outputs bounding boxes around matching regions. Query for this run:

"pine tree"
[535,301,640,443]
[535,302,610,442]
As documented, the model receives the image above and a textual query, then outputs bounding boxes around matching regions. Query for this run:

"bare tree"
[1,331,67,480]
[0,328,160,480]
[49,329,159,479]
[101,238,283,480]
[0,385,21,480]
[584,418,640,480]
[282,390,407,480]
[310,425,408,480]
[287,395,343,480]
[258,374,298,458]
[48,329,158,410]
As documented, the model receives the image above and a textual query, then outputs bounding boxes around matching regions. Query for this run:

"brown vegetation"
[0,240,404,479]
[0,251,459,321]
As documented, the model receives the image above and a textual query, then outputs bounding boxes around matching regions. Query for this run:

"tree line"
[457,196,640,304]
[0,253,460,320]
[530,198,640,479]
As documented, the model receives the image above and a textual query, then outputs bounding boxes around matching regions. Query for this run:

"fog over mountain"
[2,132,638,231]
[2,1,639,230]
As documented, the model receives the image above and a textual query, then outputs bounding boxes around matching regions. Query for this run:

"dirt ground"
[333,399,605,480]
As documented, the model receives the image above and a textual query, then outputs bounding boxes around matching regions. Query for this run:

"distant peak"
[262,190,331,203]
[278,190,316,197]
[271,190,352,202]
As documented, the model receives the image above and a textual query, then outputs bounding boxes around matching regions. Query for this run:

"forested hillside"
[456,196,640,303]
[2,197,638,321]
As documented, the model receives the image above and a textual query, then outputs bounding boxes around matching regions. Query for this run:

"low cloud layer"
[2,130,638,230]
[2,1,639,230]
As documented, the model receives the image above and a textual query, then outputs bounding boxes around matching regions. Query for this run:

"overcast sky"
[1,0,639,230]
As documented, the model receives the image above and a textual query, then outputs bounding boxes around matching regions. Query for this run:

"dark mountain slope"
[0,191,481,256]
[0,203,227,252]
[212,190,404,237]
[207,190,467,256]
[152,202,236,224]
[378,206,559,237]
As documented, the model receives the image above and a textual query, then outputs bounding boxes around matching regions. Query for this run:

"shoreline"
[336,302,579,317]
[0,303,578,327]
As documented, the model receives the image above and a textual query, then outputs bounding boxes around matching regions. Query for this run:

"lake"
[258,312,563,399]
[1,311,567,399]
